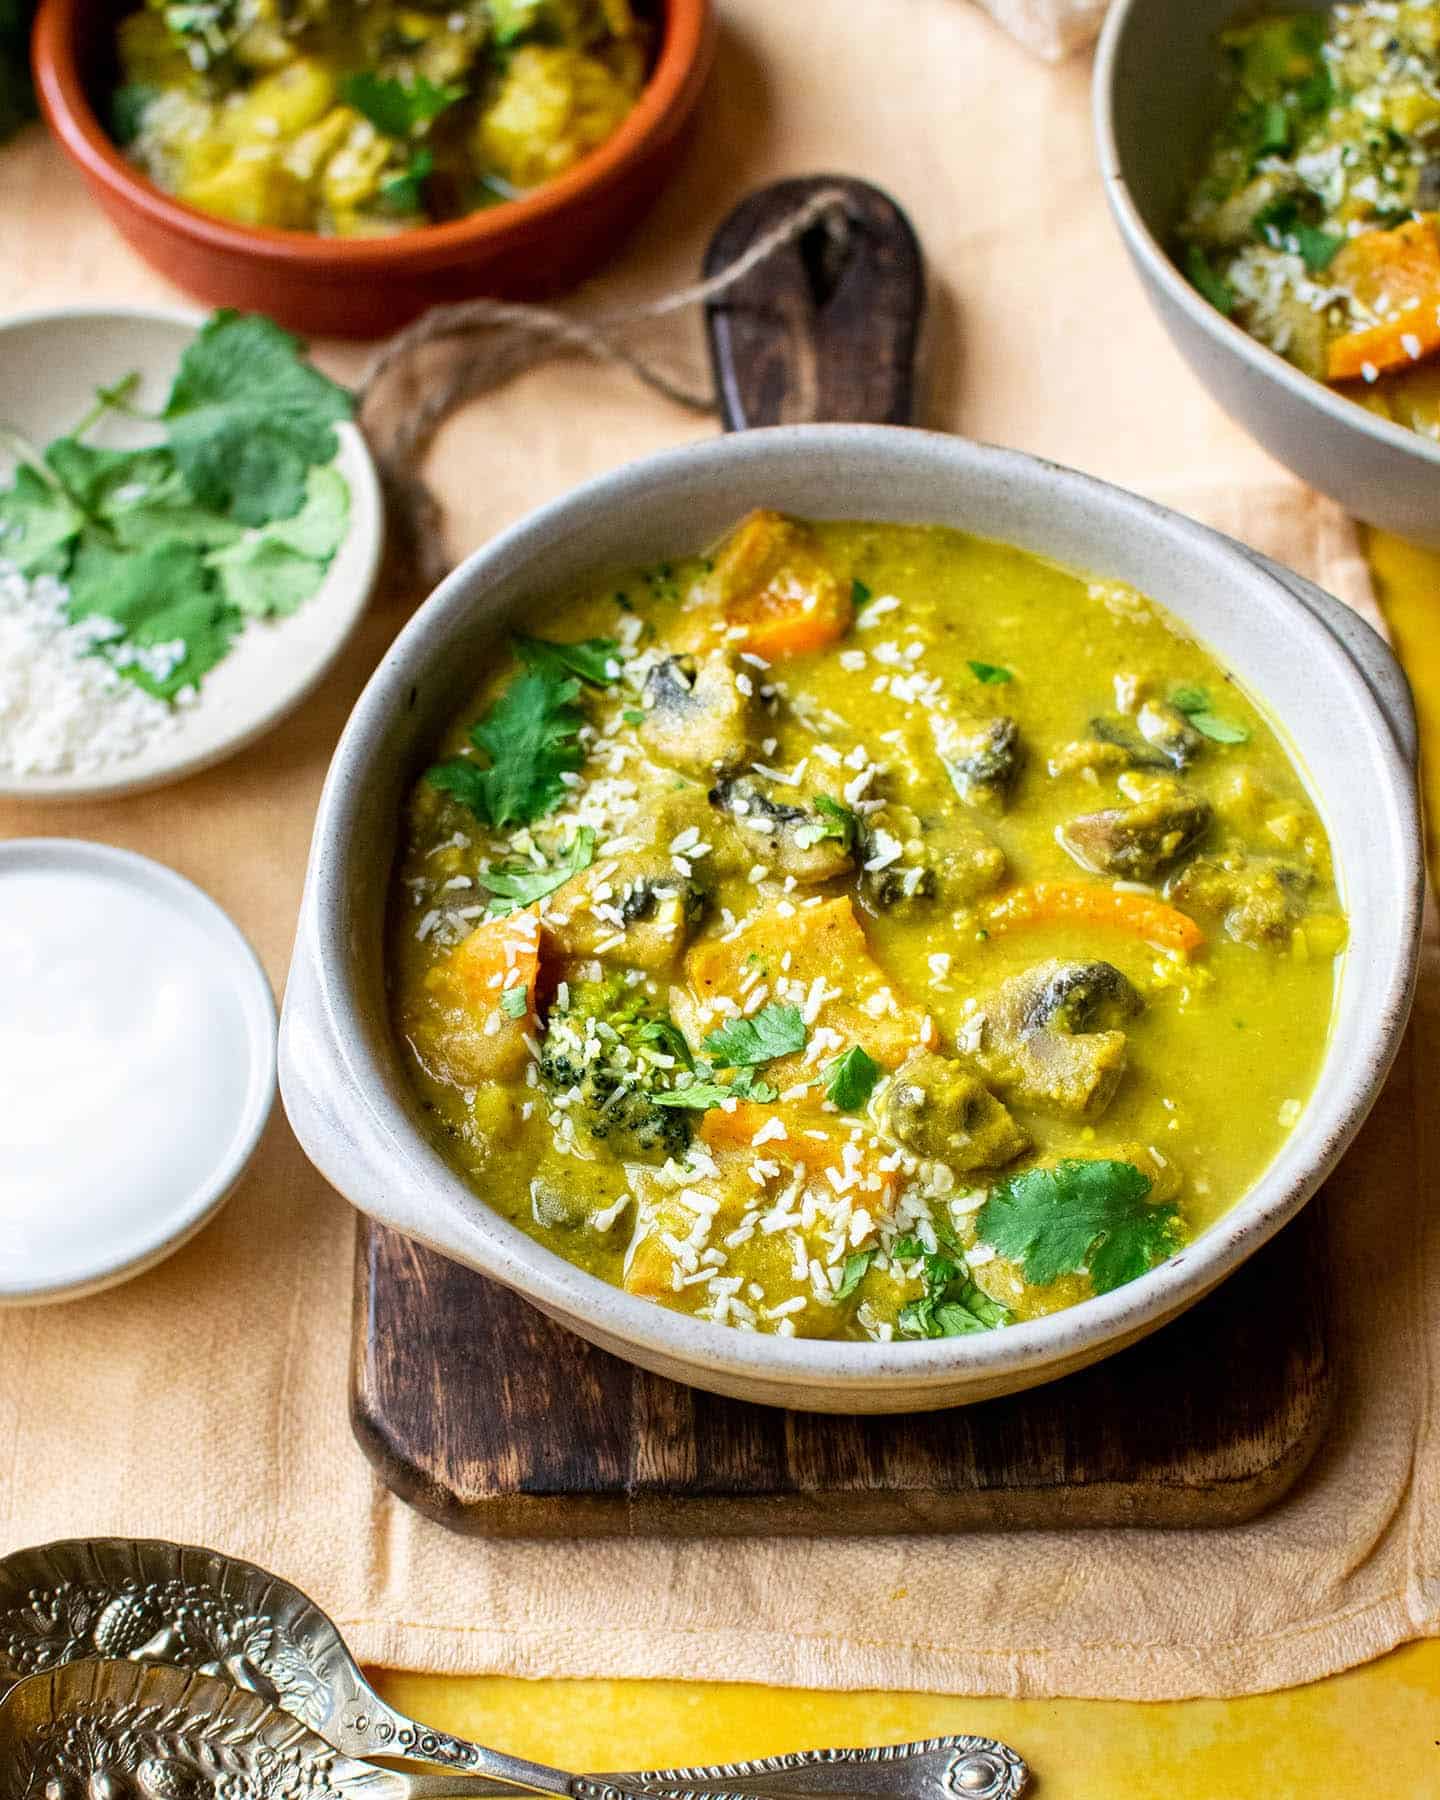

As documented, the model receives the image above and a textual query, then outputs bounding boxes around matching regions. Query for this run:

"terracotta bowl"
[32,0,715,339]
[280,425,1425,1413]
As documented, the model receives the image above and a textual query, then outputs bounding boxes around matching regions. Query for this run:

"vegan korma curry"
[390,514,1344,1343]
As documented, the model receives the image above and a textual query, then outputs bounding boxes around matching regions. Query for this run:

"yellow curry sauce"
[113,1,647,234]
[389,514,1345,1343]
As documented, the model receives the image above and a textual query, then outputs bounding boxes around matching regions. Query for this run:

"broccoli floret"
[538,976,695,1161]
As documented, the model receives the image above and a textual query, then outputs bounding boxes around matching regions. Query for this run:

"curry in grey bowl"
[1096,0,1440,542]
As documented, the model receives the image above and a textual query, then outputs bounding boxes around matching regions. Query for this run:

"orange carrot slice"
[986,882,1204,956]
[1328,219,1440,382]
[710,508,852,659]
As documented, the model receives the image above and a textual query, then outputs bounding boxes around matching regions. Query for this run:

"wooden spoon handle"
[703,175,924,432]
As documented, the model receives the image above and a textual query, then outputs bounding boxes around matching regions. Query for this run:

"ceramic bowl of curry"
[33,0,715,338]
[280,426,1423,1413]
[1095,0,1440,545]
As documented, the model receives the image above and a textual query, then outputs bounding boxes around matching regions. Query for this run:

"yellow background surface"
[379,528,1440,1800]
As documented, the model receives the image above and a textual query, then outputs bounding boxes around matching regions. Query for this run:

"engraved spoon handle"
[395,1737,1028,1800]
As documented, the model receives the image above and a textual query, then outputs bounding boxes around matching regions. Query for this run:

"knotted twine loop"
[356,185,854,588]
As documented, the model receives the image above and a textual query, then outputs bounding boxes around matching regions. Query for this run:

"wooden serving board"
[350,178,1334,1536]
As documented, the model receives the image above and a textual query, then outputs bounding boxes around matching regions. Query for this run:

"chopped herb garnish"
[835,1250,874,1301]
[813,793,858,849]
[651,1080,734,1112]
[851,577,872,608]
[635,1017,694,1069]
[730,1067,779,1102]
[481,827,596,916]
[967,660,1013,685]
[897,1245,1011,1338]
[378,147,435,216]
[825,1044,882,1112]
[500,985,529,1019]
[623,708,646,726]
[1170,685,1250,744]
[1185,244,1236,317]
[0,310,352,701]
[977,1158,1181,1295]
[428,666,588,828]
[703,1003,808,1068]
[514,634,620,686]
[342,70,465,138]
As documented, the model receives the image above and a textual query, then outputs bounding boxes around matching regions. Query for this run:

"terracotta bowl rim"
[33,0,714,274]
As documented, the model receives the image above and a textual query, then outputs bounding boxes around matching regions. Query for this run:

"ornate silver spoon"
[0,1661,1029,1800]
[1,1660,1029,1800]
[0,1539,1026,1800]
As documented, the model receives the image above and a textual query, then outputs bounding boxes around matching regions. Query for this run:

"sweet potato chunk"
[407,906,541,1085]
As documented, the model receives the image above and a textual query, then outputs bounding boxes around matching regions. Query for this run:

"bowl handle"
[1243,547,1418,770]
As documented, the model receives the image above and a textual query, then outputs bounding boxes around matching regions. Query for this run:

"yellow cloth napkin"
[1,0,1436,1700]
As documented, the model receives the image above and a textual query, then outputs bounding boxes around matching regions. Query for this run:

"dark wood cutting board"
[350,177,1333,1536]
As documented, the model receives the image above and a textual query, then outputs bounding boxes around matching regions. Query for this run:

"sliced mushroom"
[544,859,705,971]
[710,775,854,883]
[1166,851,1312,947]
[858,804,1006,912]
[933,713,1020,811]
[1417,157,1440,210]
[875,1051,1029,1171]
[976,959,1142,1119]
[640,652,758,779]
[1060,777,1211,880]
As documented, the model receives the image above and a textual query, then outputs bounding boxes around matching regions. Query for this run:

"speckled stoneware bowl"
[280,426,1424,1413]
[1095,0,1440,546]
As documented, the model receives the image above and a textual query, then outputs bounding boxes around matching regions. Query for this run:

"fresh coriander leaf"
[704,1002,807,1067]
[826,1044,882,1111]
[110,82,156,146]
[206,465,350,618]
[813,793,857,849]
[652,1080,733,1111]
[64,533,241,700]
[482,827,596,916]
[342,70,465,137]
[933,1283,1012,1335]
[623,708,646,726]
[44,440,246,554]
[835,1250,874,1301]
[500,985,529,1019]
[1185,244,1235,317]
[0,464,83,574]
[1187,711,1250,744]
[378,146,435,216]
[1295,225,1343,273]
[851,577,872,607]
[428,667,587,828]
[635,1017,694,1070]
[892,1233,926,1260]
[162,311,353,527]
[729,1068,779,1102]
[897,1297,938,1337]
[1255,98,1290,158]
[513,634,620,686]
[977,1158,1180,1295]
[967,659,1013,684]
[1170,684,1249,743]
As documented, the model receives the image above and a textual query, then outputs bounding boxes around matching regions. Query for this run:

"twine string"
[357,186,854,585]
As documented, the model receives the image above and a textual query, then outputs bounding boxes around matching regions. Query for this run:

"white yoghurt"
[0,844,275,1301]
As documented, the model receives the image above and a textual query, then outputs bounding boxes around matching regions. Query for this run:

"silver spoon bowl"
[0,1540,1026,1799]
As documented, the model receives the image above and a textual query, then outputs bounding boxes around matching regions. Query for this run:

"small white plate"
[0,304,383,801]
[0,838,277,1304]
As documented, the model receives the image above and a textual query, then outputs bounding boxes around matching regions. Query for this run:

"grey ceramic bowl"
[280,426,1423,1413]
[1095,0,1440,546]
